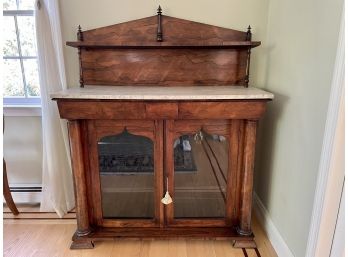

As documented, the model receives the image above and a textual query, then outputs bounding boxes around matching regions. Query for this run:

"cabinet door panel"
[173,133,228,218]
[165,120,240,227]
[88,120,163,227]
[99,131,155,219]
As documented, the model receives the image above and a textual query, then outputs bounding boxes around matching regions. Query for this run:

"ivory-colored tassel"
[161,177,173,205]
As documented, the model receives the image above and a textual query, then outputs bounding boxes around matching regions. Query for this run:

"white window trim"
[3,95,42,117]
[3,105,42,116]
[3,7,41,109]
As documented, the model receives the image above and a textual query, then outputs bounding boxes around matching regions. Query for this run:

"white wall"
[254,0,343,256]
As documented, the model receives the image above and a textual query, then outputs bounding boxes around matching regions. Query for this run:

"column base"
[70,240,94,249]
[76,228,92,237]
[236,226,253,236]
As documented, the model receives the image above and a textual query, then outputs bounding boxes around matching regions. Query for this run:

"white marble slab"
[51,85,274,100]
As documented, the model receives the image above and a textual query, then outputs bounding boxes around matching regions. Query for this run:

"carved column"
[237,120,257,235]
[68,120,91,236]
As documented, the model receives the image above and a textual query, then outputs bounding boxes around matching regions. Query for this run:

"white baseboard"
[253,193,294,257]
[4,184,42,204]
[9,191,42,203]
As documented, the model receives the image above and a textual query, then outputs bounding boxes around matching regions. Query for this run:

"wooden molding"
[305,13,345,257]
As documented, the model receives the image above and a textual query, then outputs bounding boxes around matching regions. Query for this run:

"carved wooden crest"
[67,7,260,87]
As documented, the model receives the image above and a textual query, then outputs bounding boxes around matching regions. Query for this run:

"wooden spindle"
[77,25,84,87]
[156,5,163,42]
[244,25,252,87]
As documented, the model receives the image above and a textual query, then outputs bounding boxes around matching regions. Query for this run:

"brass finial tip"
[157,5,162,14]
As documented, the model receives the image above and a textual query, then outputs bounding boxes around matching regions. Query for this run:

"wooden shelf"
[66,41,261,49]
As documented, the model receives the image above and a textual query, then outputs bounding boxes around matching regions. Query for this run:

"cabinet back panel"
[81,49,247,86]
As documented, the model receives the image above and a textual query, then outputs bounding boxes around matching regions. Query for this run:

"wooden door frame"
[164,119,241,228]
[87,119,164,228]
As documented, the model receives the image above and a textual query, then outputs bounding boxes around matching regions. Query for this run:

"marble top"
[51,85,274,100]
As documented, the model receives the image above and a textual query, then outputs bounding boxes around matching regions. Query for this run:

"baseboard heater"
[6,185,42,203]
[10,186,42,193]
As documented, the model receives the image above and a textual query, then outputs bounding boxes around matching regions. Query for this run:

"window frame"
[3,8,41,108]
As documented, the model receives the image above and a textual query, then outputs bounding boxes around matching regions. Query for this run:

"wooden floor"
[3,204,277,257]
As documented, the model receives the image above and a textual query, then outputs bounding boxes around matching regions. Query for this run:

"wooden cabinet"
[56,100,270,249]
[52,7,273,250]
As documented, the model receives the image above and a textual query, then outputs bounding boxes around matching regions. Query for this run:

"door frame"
[305,12,344,257]
[87,119,164,228]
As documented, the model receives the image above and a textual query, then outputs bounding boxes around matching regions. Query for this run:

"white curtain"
[35,0,75,217]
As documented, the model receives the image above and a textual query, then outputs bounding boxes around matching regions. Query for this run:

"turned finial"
[156,5,163,42]
[246,25,252,41]
[77,25,84,41]
[157,5,162,15]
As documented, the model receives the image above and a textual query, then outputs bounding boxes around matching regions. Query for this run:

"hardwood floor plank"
[4,224,36,257]
[222,241,245,257]
[80,240,114,257]
[213,241,228,257]
[4,219,76,224]
[4,212,76,219]
[110,240,142,257]
[186,240,216,257]
[148,240,169,257]
[139,240,151,257]
[246,248,258,257]
[3,205,278,257]
[28,225,70,257]
[167,240,187,257]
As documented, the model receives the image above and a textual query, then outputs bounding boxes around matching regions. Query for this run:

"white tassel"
[161,191,173,205]
[161,177,173,205]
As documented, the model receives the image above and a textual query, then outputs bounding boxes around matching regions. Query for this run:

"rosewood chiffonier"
[51,7,274,249]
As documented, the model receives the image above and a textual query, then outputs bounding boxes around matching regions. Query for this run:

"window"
[3,0,40,106]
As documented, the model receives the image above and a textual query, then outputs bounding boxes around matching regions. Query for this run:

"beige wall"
[4,0,343,256]
[4,116,42,185]
[254,0,343,256]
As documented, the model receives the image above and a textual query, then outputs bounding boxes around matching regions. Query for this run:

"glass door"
[165,120,237,227]
[88,120,163,228]
[98,131,155,219]
[173,132,228,218]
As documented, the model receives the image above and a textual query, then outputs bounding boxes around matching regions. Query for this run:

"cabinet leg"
[238,120,257,236]
[68,120,91,236]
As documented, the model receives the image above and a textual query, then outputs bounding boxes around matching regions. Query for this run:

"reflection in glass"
[174,132,228,218]
[98,130,154,219]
